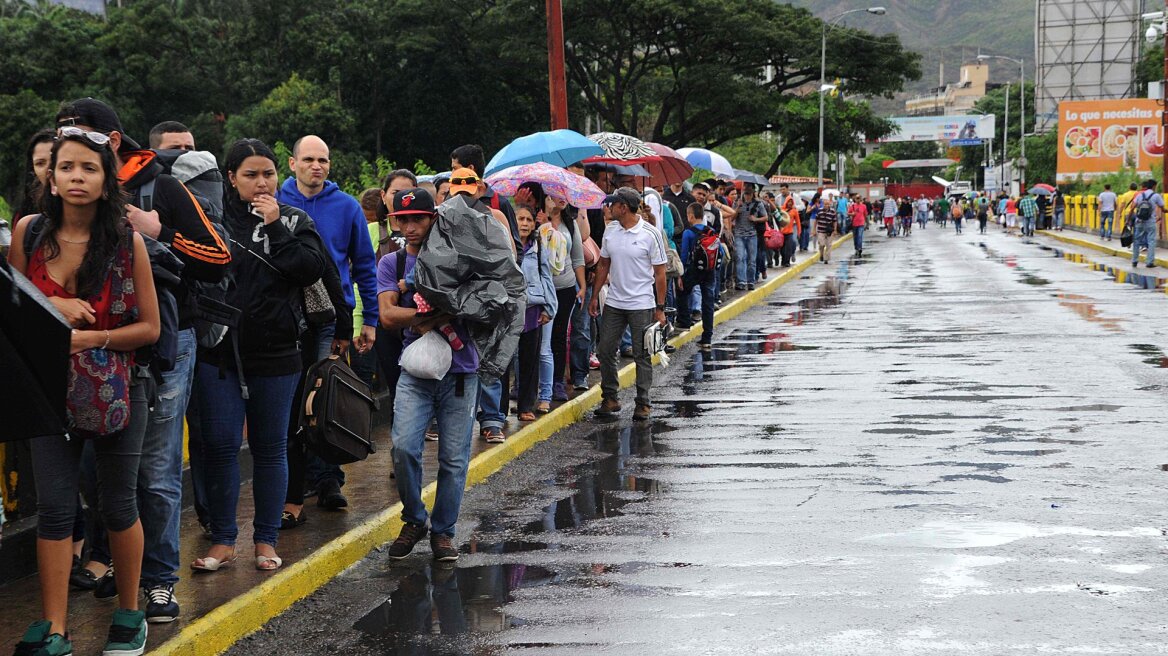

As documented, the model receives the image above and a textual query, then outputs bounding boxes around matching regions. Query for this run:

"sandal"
[517,412,537,422]
[255,554,283,571]
[536,402,551,414]
[191,547,236,572]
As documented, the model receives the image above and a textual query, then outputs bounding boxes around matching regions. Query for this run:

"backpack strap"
[22,214,46,258]
[136,178,156,213]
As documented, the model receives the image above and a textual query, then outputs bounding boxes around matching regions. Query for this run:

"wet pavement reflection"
[230,228,1168,656]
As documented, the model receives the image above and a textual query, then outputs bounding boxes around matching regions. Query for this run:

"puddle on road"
[766,276,848,326]
[354,562,557,642]
[1054,292,1124,332]
[1130,343,1168,368]
[1030,243,1168,291]
[864,428,955,436]
[358,426,660,647]
[983,449,1064,457]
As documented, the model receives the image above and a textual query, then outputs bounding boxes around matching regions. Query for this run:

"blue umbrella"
[677,147,735,179]
[485,130,605,177]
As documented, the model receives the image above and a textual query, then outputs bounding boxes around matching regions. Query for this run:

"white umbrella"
[676,147,735,179]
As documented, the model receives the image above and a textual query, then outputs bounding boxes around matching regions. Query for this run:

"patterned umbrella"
[585,132,661,165]
[485,162,608,209]
[642,142,694,186]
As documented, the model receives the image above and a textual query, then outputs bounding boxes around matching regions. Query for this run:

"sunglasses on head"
[450,176,479,186]
[57,126,111,146]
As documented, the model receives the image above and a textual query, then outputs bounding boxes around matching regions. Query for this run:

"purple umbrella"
[485,162,608,209]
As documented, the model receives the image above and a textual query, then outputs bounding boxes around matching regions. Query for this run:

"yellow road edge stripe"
[154,234,849,656]
[1037,229,1168,268]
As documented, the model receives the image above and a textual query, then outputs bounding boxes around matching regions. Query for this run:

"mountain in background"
[789,0,1035,113]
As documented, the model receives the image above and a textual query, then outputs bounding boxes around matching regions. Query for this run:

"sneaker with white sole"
[102,608,146,656]
[144,584,178,624]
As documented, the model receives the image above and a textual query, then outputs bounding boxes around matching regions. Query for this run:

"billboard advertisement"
[874,115,996,145]
[1056,99,1164,182]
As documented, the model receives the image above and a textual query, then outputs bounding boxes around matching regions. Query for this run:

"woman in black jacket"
[192,139,328,573]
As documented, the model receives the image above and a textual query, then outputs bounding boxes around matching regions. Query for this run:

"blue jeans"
[852,225,864,252]
[196,363,298,547]
[1055,209,1065,230]
[478,372,507,431]
[754,233,768,277]
[538,318,553,403]
[798,222,811,250]
[1133,219,1157,264]
[569,285,594,386]
[678,274,716,345]
[734,233,757,285]
[1021,215,1034,235]
[392,370,479,537]
[1100,211,1114,239]
[138,328,196,586]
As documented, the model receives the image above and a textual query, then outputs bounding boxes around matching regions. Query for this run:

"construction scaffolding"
[1034,0,1145,132]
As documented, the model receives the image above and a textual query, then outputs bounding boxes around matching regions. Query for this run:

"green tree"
[562,0,920,174]
[960,81,1036,175]
[0,90,57,206]
[225,73,357,150]
[1136,45,1163,96]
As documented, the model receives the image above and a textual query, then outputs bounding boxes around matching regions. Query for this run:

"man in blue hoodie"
[277,134,378,514]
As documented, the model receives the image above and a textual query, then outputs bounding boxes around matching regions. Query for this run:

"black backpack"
[297,354,379,464]
[23,215,182,373]
[1135,191,1156,222]
[147,149,233,341]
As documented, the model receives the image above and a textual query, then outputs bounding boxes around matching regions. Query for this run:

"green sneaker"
[101,609,146,656]
[13,620,72,656]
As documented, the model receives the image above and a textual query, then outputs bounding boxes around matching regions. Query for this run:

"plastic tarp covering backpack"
[413,195,527,380]
[298,354,378,464]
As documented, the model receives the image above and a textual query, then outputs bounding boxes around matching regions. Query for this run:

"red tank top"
[28,245,120,331]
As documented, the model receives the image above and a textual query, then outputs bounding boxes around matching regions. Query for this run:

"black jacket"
[202,198,329,378]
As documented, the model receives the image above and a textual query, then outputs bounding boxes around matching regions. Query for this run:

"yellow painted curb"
[154,234,851,656]
[1038,230,1168,268]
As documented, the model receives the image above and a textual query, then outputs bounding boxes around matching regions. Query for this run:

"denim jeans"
[1021,215,1034,235]
[852,225,865,252]
[798,222,811,250]
[678,273,716,345]
[598,305,655,405]
[1055,209,1065,230]
[569,285,594,386]
[138,328,196,587]
[196,362,298,547]
[477,373,507,431]
[392,370,479,537]
[1100,210,1115,239]
[754,232,768,278]
[538,318,553,403]
[734,233,757,285]
[1132,219,1158,264]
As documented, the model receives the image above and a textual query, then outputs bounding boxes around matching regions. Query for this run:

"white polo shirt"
[600,218,668,311]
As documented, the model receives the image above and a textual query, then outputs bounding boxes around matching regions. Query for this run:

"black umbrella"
[0,258,71,441]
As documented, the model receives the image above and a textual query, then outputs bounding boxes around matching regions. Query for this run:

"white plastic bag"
[399,330,451,380]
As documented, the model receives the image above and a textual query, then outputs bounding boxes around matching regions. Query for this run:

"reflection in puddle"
[1130,343,1168,368]
[860,521,1160,549]
[355,562,556,645]
[358,425,660,651]
[1031,243,1168,292]
[1054,292,1124,332]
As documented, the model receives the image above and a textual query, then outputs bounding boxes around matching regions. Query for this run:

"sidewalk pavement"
[1039,228,1168,268]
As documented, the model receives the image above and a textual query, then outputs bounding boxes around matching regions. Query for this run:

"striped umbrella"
[585,132,661,165]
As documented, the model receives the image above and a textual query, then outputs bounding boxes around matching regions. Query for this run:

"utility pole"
[546,0,569,130]
[1162,0,1167,196]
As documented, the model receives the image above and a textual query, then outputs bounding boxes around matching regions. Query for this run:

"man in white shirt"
[589,187,668,421]
[1097,184,1118,240]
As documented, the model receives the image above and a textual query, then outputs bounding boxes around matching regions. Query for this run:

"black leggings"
[550,286,577,387]
[32,382,147,540]
[516,326,542,414]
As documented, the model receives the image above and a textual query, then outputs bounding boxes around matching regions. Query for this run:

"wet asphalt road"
[229,226,1168,655]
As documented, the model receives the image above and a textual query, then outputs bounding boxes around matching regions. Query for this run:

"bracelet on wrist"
[102,330,110,350]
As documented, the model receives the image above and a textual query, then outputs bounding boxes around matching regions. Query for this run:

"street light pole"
[979,54,1026,192]
[818,6,886,186]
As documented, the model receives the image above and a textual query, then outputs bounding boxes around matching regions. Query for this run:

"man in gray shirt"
[1097,184,1117,240]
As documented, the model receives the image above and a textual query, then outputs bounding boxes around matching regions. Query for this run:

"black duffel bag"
[297,354,378,464]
